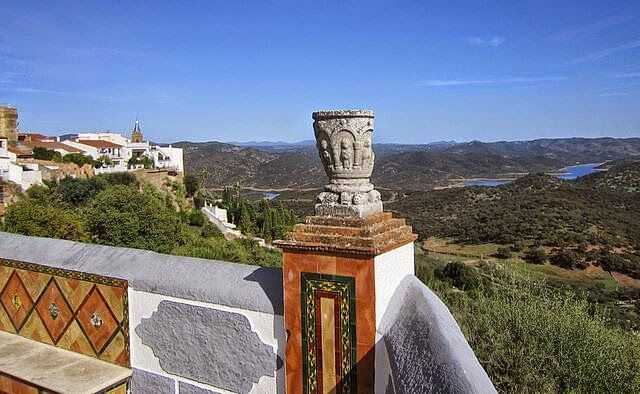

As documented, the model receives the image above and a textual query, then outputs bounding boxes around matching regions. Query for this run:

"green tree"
[85,185,184,253]
[55,176,109,206]
[32,147,62,162]
[62,153,95,167]
[523,247,547,264]
[184,175,200,197]
[4,199,88,242]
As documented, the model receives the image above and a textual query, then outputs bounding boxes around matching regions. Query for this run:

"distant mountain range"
[174,137,640,191]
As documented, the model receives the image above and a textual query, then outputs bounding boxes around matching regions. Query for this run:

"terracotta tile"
[76,286,119,353]
[34,281,74,343]
[0,374,39,394]
[0,271,33,330]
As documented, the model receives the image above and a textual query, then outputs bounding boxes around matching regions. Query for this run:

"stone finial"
[312,110,382,218]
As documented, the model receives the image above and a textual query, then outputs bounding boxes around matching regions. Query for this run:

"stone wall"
[0,232,285,394]
[0,232,494,393]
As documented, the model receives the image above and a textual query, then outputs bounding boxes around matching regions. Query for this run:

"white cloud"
[419,76,567,87]
[567,38,640,65]
[465,36,506,47]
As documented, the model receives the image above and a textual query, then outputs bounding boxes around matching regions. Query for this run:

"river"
[463,162,605,187]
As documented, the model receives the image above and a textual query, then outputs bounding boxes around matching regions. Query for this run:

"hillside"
[579,160,640,193]
[387,173,640,247]
[178,137,640,190]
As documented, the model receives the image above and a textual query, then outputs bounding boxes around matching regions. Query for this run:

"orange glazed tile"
[34,281,74,343]
[76,286,119,353]
[0,374,39,394]
[0,271,33,331]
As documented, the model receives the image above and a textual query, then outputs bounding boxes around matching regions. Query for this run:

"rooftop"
[77,139,124,149]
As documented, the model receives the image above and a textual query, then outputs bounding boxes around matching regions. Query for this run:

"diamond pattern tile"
[76,286,119,353]
[17,268,50,301]
[0,270,34,330]
[35,280,74,343]
[0,260,129,367]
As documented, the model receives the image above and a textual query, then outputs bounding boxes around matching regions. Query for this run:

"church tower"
[131,118,143,143]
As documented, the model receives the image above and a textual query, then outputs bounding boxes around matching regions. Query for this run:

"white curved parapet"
[378,275,497,394]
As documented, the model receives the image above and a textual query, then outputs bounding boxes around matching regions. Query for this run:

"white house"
[60,120,183,173]
[0,137,42,190]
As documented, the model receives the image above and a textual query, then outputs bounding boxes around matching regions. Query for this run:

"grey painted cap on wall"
[0,232,283,315]
[379,275,497,394]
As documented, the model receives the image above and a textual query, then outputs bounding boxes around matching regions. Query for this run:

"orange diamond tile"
[0,271,34,330]
[35,280,74,343]
[76,286,119,353]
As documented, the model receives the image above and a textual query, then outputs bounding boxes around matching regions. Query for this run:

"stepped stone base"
[275,212,417,257]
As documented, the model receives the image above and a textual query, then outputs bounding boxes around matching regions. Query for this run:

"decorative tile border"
[0,258,130,367]
[301,272,356,393]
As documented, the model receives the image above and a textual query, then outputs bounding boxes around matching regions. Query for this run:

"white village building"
[0,136,42,190]
[60,120,184,174]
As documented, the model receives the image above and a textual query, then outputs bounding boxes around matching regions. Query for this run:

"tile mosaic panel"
[301,272,356,394]
[0,258,129,367]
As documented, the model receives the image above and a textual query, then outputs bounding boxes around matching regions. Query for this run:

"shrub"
[55,176,109,206]
[4,199,88,242]
[549,249,579,269]
[523,247,547,264]
[62,153,95,167]
[493,247,512,259]
[187,210,206,227]
[201,223,224,238]
[436,272,640,393]
[98,172,139,187]
[85,185,184,253]
[32,147,62,162]
[184,175,200,197]
[435,261,480,290]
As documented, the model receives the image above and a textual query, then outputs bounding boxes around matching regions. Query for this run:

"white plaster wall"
[128,288,286,394]
[374,242,414,329]
[373,242,414,393]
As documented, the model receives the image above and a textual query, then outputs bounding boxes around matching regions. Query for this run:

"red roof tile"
[23,140,84,153]
[77,140,124,149]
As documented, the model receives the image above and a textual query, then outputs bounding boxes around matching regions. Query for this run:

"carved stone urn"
[312,110,383,218]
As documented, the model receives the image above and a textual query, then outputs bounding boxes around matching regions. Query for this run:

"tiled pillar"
[276,213,416,393]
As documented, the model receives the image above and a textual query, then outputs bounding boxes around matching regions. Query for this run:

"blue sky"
[1,1,639,144]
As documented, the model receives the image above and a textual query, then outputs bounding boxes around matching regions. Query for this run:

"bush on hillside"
[549,249,580,269]
[62,152,95,167]
[523,247,547,264]
[85,185,184,253]
[3,199,88,242]
[493,247,512,259]
[435,261,481,290]
[435,271,640,393]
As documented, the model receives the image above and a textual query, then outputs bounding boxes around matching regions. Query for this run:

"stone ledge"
[275,212,417,258]
[0,331,131,394]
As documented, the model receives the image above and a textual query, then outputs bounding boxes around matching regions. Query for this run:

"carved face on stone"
[312,110,383,218]
[312,110,376,181]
